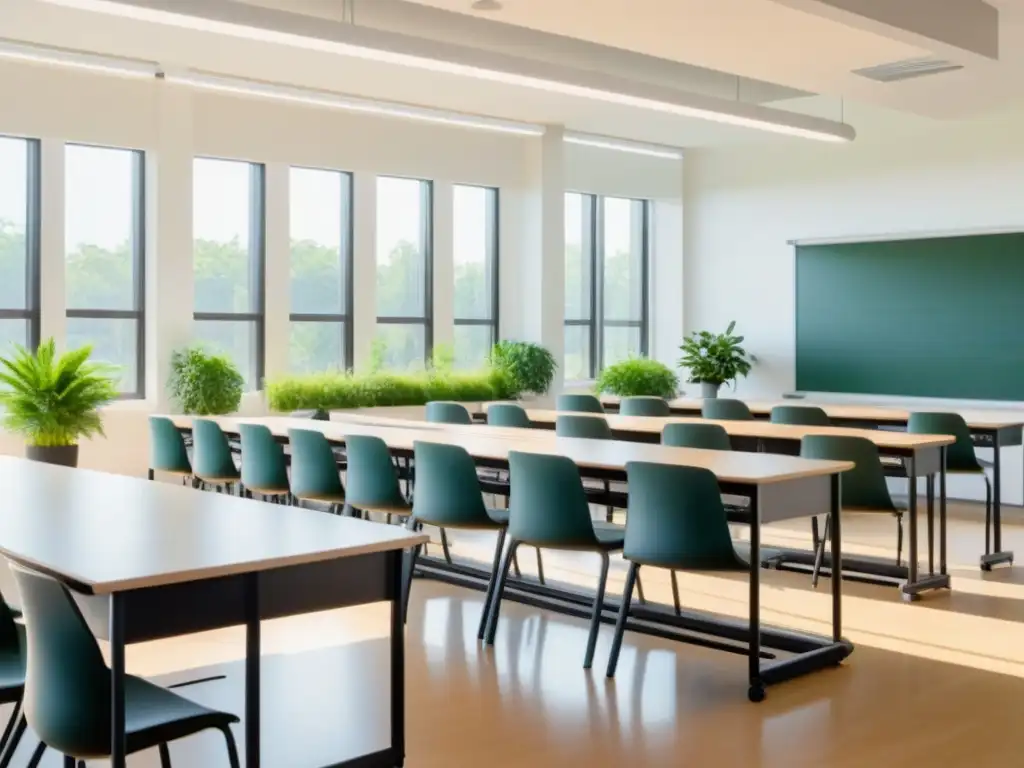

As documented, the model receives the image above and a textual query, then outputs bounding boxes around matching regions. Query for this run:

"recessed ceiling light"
[471,0,503,10]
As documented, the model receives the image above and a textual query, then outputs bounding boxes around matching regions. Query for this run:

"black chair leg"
[0,714,27,768]
[24,741,46,768]
[402,518,422,624]
[811,516,820,552]
[634,569,646,605]
[63,756,74,768]
[535,547,546,585]
[607,562,639,677]
[478,529,508,640]
[221,726,242,768]
[584,553,611,669]
[812,514,831,588]
[484,540,520,645]
[159,742,172,768]
[0,698,21,756]
[511,549,521,579]
[984,475,993,555]
[440,528,454,565]
[604,480,613,523]
[896,513,904,569]
[670,570,681,616]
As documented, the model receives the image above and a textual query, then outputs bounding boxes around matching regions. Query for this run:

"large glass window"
[564,193,649,379]
[193,158,265,389]
[65,144,145,396]
[376,176,432,370]
[453,185,497,370]
[0,137,39,354]
[289,167,353,373]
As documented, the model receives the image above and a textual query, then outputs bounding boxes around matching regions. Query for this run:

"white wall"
[684,108,1024,503]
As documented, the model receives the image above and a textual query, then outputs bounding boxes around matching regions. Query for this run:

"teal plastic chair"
[607,462,746,677]
[486,403,531,429]
[701,398,754,421]
[661,422,732,451]
[10,565,240,767]
[619,397,671,417]
[484,451,642,669]
[556,393,604,414]
[192,419,240,493]
[344,434,411,523]
[908,412,992,544]
[770,405,831,426]
[555,414,613,440]
[801,435,904,586]
[288,428,346,511]
[406,442,535,636]
[238,424,290,502]
[147,417,192,484]
[425,402,473,425]
[0,597,26,768]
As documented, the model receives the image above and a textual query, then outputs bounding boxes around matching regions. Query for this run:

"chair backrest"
[192,419,239,480]
[907,412,980,472]
[661,422,732,451]
[344,434,407,509]
[239,423,289,492]
[487,403,531,429]
[800,435,896,511]
[508,451,599,547]
[288,428,345,498]
[701,398,754,421]
[411,441,492,527]
[624,462,743,570]
[555,414,613,440]
[619,397,671,417]
[12,565,113,758]
[556,393,604,414]
[148,416,191,474]
[425,401,473,425]
[770,405,831,427]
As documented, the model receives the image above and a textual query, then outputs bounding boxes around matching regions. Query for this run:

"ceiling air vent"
[852,56,963,83]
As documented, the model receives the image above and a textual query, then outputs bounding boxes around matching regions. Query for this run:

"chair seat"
[247,485,290,497]
[356,503,412,518]
[196,475,240,485]
[591,522,626,551]
[294,492,346,505]
[122,674,238,756]
[416,508,509,530]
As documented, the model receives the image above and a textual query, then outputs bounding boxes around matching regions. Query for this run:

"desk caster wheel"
[748,684,766,703]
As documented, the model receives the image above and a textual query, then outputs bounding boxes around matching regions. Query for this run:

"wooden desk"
[0,456,425,768]
[602,396,1023,571]
[168,415,854,702]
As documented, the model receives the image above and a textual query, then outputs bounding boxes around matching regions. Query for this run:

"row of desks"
[597,396,1024,571]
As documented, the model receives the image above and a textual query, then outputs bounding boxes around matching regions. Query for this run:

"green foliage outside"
[0,338,119,446]
[168,345,244,415]
[490,340,557,397]
[594,357,679,398]
[678,321,752,388]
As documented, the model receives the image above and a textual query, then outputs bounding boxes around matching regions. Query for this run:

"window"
[452,185,498,370]
[193,158,265,389]
[376,176,432,370]
[65,144,145,396]
[563,193,649,379]
[289,167,353,373]
[0,137,39,354]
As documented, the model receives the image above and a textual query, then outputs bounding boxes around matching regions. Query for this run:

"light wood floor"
[7,503,1024,767]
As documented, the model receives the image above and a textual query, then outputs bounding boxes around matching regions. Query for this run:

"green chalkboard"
[795,233,1024,401]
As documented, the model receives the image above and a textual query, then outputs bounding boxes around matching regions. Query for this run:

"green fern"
[0,339,119,446]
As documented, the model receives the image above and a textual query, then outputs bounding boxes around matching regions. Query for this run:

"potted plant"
[489,341,557,400]
[678,321,752,398]
[168,345,244,414]
[595,357,679,398]
[0,339,119,467]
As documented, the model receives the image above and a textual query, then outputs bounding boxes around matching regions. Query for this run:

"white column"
[145,83,195,408]
[351,171,377,371]
[431,180,454,358]
[263,162,291,381]
[38,139,65,350]
[650,194,684,367]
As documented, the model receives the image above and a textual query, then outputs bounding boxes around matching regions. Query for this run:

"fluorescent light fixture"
[564,133,683,159]
[42,0,856,143]
[166,71,545,136]
[0,39,155,78]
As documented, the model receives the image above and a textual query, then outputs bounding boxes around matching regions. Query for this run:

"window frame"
[287,165,355,372]
[0,135,41,351]
[375,176,434,365]
[452,184,499,364]
[564,193,650,379]
[192,158,267,388]
[64,142,146,399]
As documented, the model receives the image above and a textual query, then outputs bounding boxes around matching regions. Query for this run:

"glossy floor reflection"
[8,504,1024,766]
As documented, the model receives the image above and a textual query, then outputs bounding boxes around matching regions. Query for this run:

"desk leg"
[981,432,1014,570]
[901,456,951,599]
[747,490,764,703]
[940,448,948,577]
[245,575,260,768]
[926,474,935,575]
[390,550,406,767]
[831,474,842,641]
[901,457,919,602]
[110,593,126,768]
